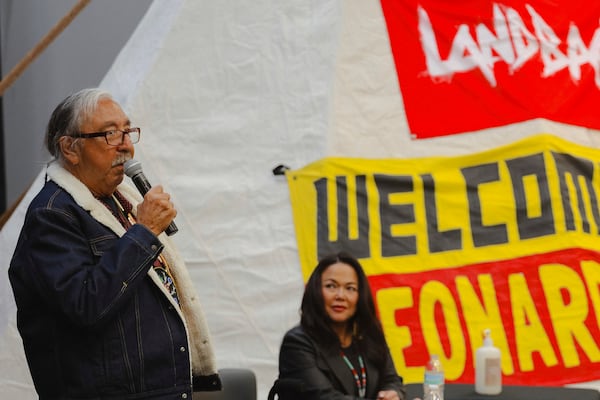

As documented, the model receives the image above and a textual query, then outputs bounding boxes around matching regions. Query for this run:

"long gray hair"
[45,88,113,163]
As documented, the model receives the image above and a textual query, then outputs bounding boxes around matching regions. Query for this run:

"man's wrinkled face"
[65,98,134,197]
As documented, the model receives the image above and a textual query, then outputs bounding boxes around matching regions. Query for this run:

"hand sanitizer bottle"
[475,329,502,395]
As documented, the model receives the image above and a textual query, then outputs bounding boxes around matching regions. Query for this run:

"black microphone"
[123,159,178,236]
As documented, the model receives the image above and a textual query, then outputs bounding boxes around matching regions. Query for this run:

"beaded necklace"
[98,192,180,304]
[340,348,366,398]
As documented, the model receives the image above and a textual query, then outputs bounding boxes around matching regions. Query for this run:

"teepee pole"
[0,0,91,96]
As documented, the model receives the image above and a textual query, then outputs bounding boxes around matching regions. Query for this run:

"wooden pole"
[0,0,92,96]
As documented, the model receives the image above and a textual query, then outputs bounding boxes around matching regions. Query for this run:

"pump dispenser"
[475,329,502,395]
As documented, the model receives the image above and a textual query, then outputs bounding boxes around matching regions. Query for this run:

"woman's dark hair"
[300,251,388,365]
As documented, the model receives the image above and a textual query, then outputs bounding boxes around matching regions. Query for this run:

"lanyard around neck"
[340,349,366,398]
[97,192,180,304]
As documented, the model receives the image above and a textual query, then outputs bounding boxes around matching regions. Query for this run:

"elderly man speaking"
[9,88,220,399]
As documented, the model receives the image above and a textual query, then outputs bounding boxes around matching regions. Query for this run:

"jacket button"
[180,346,186,352]
[181,394,188,399]
[151,245,158,251]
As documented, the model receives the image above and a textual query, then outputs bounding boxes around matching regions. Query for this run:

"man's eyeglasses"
[70,127,141,146]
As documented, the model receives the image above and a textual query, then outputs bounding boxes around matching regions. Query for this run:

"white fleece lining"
[46,162,218,377]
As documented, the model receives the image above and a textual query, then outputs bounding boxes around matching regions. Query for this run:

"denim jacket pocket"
[89,234,119,256]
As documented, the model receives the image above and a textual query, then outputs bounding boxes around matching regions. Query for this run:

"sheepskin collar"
[46,162,142,237]
[45,162,219,377]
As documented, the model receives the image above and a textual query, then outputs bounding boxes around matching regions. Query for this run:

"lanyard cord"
[98,192,180,304]
[340,349,366,398]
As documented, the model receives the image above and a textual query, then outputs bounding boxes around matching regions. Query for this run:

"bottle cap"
[483,329,493,346]
[426,354,441,371]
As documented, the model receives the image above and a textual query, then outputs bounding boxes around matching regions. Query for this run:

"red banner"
[380,0,600,138]
[371,248,600,385]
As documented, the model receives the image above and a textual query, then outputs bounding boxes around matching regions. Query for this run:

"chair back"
[194,368,256,400]
[267,378,315,400]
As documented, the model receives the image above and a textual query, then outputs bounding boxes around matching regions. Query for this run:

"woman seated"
[274,252,406,400]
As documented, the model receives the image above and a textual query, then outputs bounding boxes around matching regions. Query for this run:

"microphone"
[123,159,178,236]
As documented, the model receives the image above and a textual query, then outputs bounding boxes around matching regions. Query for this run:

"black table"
[405,383,600,400]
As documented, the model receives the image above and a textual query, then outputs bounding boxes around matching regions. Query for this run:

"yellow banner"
[286,134,600,385]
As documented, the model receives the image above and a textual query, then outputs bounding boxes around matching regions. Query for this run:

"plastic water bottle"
[423,354,444,400]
